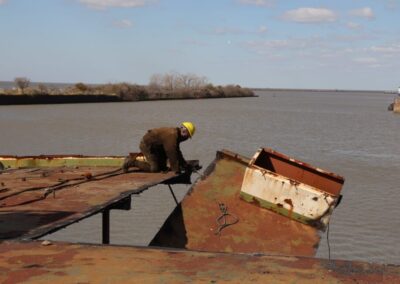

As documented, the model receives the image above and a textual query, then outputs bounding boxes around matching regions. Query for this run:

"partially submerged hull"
[151,150,327,257]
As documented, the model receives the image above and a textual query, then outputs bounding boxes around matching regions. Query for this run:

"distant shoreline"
[1,81,396,93]
[0,93,256,106]
[0,79,255,105]
[1,80,396,105]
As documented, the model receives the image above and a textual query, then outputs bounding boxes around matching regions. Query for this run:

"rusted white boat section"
[240,148,345,230]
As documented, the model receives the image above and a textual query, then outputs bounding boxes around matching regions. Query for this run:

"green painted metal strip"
[0,157,124,169]
[240,191,316,225]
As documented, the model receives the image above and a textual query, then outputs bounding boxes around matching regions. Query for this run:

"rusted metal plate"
[0,155,192,240]
[0,241,399,283]
[151,150,323,257]
[240,148,345,229]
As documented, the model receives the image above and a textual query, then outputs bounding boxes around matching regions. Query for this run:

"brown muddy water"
[0,90,399,265]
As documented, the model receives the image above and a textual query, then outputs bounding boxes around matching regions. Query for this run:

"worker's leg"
[157,149,168,172]
[139,141,160,172]
[122,154,137,173]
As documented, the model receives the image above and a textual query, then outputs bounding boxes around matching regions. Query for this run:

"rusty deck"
[0,155,193,241]
[151,150,331,257]
[0,241,399,283]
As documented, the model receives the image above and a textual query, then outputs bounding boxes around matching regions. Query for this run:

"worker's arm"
[163,139,179,172]
[164,140,187,173]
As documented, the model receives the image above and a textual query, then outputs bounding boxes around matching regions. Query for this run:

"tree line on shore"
[1,73,255,102]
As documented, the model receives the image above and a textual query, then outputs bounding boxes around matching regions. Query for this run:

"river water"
[1,90,399,265]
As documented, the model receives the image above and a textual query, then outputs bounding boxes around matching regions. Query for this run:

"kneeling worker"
[122,122,196,173]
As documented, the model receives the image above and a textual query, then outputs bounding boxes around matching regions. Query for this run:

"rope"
[167,184,179,205]
[192,169,205,179]
[327,222,331,260]
[214,202,239,236]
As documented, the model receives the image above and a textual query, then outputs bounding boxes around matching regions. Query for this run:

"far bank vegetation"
[2,73,255,102]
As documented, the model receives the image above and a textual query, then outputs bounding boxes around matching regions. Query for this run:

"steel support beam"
[102,209,110,244]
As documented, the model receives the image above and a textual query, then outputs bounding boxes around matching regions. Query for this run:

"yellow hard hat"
[181,122,196,138]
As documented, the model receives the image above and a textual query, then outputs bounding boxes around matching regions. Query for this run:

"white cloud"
[349,7,375,20]
[258,25,268,34]
[183,39,207,46]
[78,0,155,10]
[346,22,362,30]
[212,26,267,36]
[352,57,381,68]
[283,8,337,23]
[214,27,245,35]
[113,19,133,28]
[237,0,273,7]
[381,0,398,9]
[370,44,400,54]
[353,57,377,64]
[245,37,324,57]
[248,39,290,50]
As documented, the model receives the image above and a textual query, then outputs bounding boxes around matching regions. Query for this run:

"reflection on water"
[0,90,399,264]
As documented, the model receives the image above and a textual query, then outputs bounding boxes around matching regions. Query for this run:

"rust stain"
[284,198,294,219]
[284,198,293,207]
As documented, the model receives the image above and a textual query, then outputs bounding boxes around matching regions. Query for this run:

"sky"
[0,0,399,90]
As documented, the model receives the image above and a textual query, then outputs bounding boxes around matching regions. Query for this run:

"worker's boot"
[122,155,137,173]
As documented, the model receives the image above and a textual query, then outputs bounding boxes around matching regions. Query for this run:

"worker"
[122,122,196,173]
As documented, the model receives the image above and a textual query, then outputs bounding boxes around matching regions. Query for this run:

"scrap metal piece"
[240,148,345,230]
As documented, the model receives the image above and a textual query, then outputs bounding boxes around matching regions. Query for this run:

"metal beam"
[102,210,110,244]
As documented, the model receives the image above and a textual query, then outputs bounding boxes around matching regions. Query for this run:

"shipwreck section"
[0,155,195,243]
[151,149,330,257]
[1,151,400,282]
[240,148,344,230]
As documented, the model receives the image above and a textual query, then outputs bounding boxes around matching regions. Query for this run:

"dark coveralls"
[135,127,188,173]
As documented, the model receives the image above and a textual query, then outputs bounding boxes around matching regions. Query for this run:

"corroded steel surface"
[151,150,322,257]
[240,148,344,229]
[0,155,186,240]
[251,147,345,195]
[0,241,399,283]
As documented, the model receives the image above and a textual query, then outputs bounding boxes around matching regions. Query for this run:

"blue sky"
[0,0,399,90]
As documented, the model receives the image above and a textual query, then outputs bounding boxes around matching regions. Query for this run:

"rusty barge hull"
[151,150,327,257]
[0,155,193,241]
[0,241,399,283]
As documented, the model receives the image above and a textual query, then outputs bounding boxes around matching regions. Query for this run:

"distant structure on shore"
[388,86,400,113]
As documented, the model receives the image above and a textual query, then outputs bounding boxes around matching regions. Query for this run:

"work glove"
[184,163,202,172]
